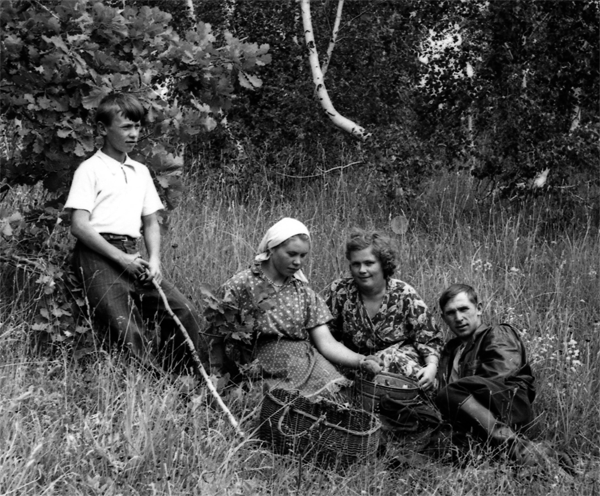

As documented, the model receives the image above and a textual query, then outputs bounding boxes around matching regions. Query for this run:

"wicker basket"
[353,371,421,413]
[259,388,381,468]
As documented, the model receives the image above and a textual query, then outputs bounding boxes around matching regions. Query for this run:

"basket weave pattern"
[259,388,381,467]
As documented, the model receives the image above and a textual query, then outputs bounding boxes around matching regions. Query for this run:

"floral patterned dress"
[325,277,443,381]
[219,264,350,396]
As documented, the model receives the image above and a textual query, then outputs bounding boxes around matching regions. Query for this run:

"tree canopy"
[0,0,270,205]
[1,0,598,199]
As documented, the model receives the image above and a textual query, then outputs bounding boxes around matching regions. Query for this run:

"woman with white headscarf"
[216,218,382,396]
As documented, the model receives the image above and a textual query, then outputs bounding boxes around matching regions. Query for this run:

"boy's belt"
[100,233,137,242]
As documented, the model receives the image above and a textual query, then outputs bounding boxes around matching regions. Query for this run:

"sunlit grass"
[1,168,599,494]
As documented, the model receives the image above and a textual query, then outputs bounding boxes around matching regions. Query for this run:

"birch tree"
[299,0,369,140]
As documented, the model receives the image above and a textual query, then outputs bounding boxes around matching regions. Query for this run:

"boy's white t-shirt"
[65,150,164,238]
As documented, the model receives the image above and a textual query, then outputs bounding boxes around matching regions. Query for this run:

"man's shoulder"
[477,323,524,348]
[483,323,520,336]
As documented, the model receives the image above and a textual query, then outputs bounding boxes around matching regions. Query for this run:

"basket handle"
[276,406,327,438]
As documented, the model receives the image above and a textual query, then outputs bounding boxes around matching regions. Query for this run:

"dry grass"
[1,169,599,495]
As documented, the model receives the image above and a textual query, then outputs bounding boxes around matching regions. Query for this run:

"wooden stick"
[152,279,245,438]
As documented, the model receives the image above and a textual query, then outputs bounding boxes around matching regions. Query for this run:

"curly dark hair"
[345,228,398,279]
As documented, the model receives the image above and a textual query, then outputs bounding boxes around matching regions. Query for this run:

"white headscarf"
[255,217,310,283]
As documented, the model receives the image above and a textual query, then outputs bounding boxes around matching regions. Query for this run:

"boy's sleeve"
[64,162,95,213]
[141,168,164,216]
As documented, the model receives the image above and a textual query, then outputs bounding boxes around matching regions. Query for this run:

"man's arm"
[141,212,162,284]
[71,209,148,278]
[476,326,525,379]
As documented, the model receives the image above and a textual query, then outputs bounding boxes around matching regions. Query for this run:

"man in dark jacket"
[435,284,541,464]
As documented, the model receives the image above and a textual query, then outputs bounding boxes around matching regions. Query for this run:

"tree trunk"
[321,0,344,78]
[299,0,369,140]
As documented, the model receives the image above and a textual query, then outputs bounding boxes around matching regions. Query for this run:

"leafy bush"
[0,0,270,344]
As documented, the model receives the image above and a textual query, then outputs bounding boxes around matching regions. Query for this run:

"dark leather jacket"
[438,323,536,402]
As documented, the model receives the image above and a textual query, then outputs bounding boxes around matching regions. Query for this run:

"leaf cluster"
[0,0,270,206]
[0,0,271,345]
[0,202,86,346]
[413,0,600,188]
[203,279,277,373]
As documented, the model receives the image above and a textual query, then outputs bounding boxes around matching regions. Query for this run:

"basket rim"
[265,389,382,437]
[354,371,420,390]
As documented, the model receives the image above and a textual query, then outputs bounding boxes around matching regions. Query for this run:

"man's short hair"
[95,93,146,126]
[439,283,478,312]
[345,228,398,279]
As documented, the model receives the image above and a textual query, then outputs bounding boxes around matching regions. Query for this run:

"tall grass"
[1,169,599,495]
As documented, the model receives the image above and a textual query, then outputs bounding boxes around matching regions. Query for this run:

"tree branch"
[275,161,362,179]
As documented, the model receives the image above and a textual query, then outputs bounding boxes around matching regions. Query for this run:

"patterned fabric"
[253,340,350,396]
[325,277,443,380]
[219,263,349,394]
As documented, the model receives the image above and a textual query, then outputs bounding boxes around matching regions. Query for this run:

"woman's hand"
[359,355,383,377]
[416,363,437,391]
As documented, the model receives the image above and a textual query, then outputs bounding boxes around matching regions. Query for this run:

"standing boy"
[65,92,203,373]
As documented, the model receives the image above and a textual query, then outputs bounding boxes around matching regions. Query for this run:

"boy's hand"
[132,256,163,286]
[123,252,150,280]
[146,258,163,285]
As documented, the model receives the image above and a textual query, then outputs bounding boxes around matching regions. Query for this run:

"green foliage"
[188,0,438,201]
[414,0,600,188]
[0,197,86,346]
[0,0,270,343]
[0,0,270,202]
[204,279,278,374]
[1,172,599,494]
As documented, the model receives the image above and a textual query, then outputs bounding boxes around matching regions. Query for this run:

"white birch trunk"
[299,0,369,140]
[321,0,344,78]
[186,0,195,21]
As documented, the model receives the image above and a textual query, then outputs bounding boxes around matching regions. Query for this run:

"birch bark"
[321,0,344,78]
[299,0,369,140]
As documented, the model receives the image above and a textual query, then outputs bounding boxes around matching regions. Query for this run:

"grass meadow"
[1,164,599,495]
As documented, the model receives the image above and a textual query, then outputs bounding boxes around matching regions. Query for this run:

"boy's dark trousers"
[72,236,205,373]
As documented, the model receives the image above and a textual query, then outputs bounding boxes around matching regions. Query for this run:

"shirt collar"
[96,150,138,172]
